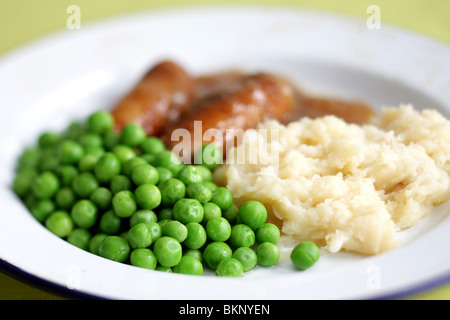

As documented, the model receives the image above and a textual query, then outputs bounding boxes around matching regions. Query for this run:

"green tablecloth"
[1,0,449,300]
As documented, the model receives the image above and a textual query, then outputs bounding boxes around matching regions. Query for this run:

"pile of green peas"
[12,110,319,277]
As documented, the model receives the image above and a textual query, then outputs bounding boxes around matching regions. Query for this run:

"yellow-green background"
[0,0,449,300]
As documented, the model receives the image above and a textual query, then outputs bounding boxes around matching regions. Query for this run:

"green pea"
[129,209,158,228]
[202,241,232,270]
[158,219,172,229]
[229,224,255,248]
[38,131,61,148]
[160,220,187,243]
[40,147,57,164]
[238,201,267,230]
[15,164,38,176]
[128,223,152,249]
[195,165,213,182]
[202,202,222,224]
[155,265,172,272]
[202,181,218,192]
[215,258,243,277]
[24,193,38,210]
[256,242,280,267]
[122,157,147,177]
[95,152,121,184]
[255,223,280,245]
[38,150,59,172]
[156,167,173,184]
[17,147,40,170]
[84,146,106,158]
[99,235,130,262]
[78,132,103,149]
[78,154,99,172]
[112,190,137,218]
[32,171,60,199]
[119,230,129,242]
[134,184,161,210]
[113,145,136,164]
[206,217,231,242]
[140,137,166,155]
[173,198,204,224]
[103,131,121,151]
[130,248,157,270]
[90,187,112,210]
[177,165,203,186]
[71,199,98,229]
[67,228,91,251]
[59,140,84,165]
[146,221,162,243]
[232,247,257,272]
[195,143,222,170]
[186,182,212,204]
[173,255,203,276]
[121,123,146,147]
[55,187,76,210]
[155,151,184,175]
[183,249,203,262]
[141,153,156,166]
[89,233,108,255]
[31,199,55,223]
[72,172,99,198]
[110,174,132,194]
[65,121,86,140]
[153,236,182,268]
[157,208,173,220]
[159,178,186,207]
[184,222,207,250]
[222,203,239,224]
[12,169,36,197]
[58,165,78,187]
[210,187,233,211]
[99,210,121,235]
[131,164,159,186]
[88,111,114,134]
[290,241,320,270]
[45,211,74,238]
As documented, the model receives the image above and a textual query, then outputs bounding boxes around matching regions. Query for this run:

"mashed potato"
[213,105,450,255]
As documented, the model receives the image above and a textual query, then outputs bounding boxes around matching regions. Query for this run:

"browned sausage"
[160,72,296,160]
[111,60,195,136]
[194,70,245,101]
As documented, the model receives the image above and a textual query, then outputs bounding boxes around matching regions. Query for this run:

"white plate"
[1,6,450,300]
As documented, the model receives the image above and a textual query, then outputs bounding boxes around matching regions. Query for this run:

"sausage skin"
[111,61,195,136]
[160,72,296,160]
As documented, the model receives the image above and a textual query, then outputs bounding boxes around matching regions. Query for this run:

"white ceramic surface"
[0,6,450,300]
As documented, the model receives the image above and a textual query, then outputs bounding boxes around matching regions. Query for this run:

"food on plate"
[214,105,450,255]
[12,111,283,276]
[111,61,373,161]
[14,59,449,277]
